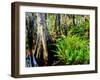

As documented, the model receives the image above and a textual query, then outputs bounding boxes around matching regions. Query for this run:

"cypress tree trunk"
[55,14,61,35]
[60,14,68,35]
[26,13,39,67]
[26,15,34,67]
[36,13,48,66]
[73,15,76,25]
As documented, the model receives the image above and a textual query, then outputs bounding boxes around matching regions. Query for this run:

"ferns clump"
[54,35,89,65]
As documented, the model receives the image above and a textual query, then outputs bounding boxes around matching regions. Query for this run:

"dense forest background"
[25,12,90,67]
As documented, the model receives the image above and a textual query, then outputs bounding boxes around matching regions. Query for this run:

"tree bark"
[36,13,48,65]
[55,14,61,35]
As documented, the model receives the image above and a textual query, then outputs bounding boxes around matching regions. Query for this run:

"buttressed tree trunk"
[36,13,48,65]
[26,16,34,67]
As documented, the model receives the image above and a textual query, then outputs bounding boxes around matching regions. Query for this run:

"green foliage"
[68,24,85,36]
[69,25,83,35]
[54,35,89,65]
[67,18,89,40]
[46,14,56,34]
